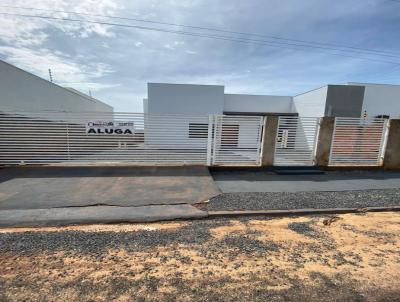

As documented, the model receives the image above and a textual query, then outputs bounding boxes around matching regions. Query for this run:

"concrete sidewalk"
[211,169,400,193]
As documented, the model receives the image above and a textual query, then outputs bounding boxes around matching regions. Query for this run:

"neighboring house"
[0,59,116,164]
[293,83,400,118]
[0,59,112,114]
[349,83,400,118]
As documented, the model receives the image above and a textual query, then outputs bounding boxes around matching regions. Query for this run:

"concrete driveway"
[0,166,220,227]
[0,166,220,210]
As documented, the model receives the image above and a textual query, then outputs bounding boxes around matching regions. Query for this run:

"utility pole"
[48,69,53,82]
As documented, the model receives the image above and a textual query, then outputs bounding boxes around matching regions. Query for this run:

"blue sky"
[0,0,399,111]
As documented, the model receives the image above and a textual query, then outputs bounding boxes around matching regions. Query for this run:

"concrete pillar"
[315,117,335,167]
[384,119,400,170]
[261,116,279,167]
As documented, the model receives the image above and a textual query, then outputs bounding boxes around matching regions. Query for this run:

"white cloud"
[0,46,114,90]
[0,0,120,94]
[0,0,119,45]
[164,41,185,50]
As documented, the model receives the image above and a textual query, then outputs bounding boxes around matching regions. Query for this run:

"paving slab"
[0,204,207,227]
[211,169,400,193]
[0,166,221,210]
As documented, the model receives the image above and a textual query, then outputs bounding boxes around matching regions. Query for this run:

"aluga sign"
[86,121,134,135]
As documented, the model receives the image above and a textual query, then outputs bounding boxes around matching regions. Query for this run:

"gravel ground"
[1,213,400,301]
[206,189,400,211]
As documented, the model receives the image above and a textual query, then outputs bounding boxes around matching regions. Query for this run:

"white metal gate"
[211,115,264,166]
[329,117,388,166]
[274,116,320,166]
[0,111,264,166]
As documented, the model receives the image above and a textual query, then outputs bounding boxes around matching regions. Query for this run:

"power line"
[364,64,400,79]
[0,12,399,65]
[1,4,399,57]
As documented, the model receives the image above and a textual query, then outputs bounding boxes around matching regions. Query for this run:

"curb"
[0,204,207,228]
[207,206,400,217]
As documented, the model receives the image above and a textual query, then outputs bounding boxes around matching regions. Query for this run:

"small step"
[273,166,325,175]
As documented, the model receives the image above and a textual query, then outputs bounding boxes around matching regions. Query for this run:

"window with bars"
[188,123,209,138]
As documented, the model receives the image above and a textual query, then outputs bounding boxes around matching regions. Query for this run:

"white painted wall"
[292,86,328,117]
[224,94,294,114]
[147,83,225,115]
[349,83,400,118]
[0,60,113,113]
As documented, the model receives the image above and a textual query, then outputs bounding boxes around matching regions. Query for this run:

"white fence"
[0,111,264,166]
[274,116,320,166]
[329,117,389,166]
[1,111,392,168]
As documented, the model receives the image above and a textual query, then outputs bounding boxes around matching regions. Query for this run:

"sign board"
[86,121,134,135]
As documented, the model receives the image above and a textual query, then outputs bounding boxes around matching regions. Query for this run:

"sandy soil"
[1,212,400,301]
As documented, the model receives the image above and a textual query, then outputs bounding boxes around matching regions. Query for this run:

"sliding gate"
[0,111,264,167]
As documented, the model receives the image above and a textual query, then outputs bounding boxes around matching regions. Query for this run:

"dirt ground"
[1,212,400,301]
